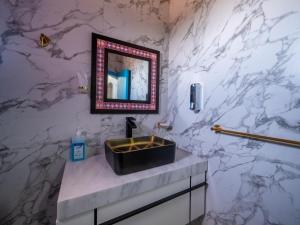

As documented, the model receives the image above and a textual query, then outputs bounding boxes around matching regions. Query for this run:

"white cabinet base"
[57,173,207,225]
[115,193,190,225]
[191,173,206,221]
[56,211,94,225]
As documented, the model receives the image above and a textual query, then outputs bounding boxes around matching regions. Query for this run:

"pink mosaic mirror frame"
[91,33,160,114]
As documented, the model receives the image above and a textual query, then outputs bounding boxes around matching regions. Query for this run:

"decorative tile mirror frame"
[91,33,160,114]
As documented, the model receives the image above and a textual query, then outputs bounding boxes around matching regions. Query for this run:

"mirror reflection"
[106,52,149,102]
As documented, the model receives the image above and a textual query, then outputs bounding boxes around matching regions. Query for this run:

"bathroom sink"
[105,136,176,175]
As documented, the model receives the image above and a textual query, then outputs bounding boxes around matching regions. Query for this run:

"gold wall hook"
[211,124,300,148]
[39,33,50,47]
[78,86,89,94]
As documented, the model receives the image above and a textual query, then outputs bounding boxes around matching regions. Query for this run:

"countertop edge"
[57,152,208,221]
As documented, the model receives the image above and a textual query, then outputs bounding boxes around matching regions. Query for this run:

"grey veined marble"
[0,0,169,224]
[2,0,300,224]
[57,149,207,221]
[166,0,300,225]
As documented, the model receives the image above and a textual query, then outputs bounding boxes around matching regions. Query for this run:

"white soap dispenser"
[190,83,203,112]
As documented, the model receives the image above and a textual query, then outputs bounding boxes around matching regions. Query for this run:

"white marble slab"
[0,0,169,223]
[57,149,207,221]
[166,1,300,225]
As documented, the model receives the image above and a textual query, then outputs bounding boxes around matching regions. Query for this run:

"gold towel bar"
[211,124,300,148]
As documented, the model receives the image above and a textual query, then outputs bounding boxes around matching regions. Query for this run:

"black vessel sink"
[105,136,176,175]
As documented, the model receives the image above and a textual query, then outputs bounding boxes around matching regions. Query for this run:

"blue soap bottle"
[70,129,86,161]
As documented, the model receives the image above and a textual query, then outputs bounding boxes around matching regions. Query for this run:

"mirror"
[106,51,150,102]
[91,33,160,114]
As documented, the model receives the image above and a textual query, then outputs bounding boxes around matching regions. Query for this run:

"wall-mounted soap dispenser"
[190,83,203,113]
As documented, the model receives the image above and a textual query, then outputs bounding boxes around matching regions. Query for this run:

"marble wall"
[167,0,300,225]
[0,0,169,224]
[2,0,300,224]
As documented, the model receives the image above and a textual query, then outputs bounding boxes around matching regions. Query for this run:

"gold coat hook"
[211,124,300,148]
[78,86,89,94]
[39,33,50,48]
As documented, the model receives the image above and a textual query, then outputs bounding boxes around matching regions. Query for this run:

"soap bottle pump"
[70,128,86,162]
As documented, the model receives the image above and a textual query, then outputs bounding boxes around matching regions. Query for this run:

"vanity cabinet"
[57,173,206,225]
[191,173,206,222]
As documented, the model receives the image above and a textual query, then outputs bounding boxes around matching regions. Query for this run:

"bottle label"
[72,143,85,161]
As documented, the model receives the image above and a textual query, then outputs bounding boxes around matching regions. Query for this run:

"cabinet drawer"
[191,173,206,221]
[191,187,205,221]
[56,211,94,225]
[97,177,190,224]
[114,193,189,225]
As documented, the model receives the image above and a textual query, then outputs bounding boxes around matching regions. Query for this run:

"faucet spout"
[126,117,137,138]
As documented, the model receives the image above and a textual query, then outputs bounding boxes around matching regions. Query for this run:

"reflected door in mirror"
[106,51,149,102]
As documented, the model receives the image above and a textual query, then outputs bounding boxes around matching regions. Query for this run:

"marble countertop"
[57,149,208,221]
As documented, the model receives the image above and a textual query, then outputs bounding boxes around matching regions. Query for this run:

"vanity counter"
[57,148,207,221]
